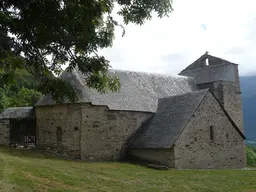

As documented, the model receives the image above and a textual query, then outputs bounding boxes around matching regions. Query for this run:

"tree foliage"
[0,86,41,111]
[0,68,41,112]
[0,0,173,103]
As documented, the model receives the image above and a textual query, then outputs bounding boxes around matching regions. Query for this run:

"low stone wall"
[130,148,174,167]
[0,119,9,146]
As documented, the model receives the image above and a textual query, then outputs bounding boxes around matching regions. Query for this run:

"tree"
[0,86,41,111]
[0,0,173,103]
[8,87,41,107]
[0,86,10,111]
[0,68,42,112]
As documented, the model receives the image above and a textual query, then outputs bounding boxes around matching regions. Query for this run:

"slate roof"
[35,69,198,112]
[0,107,34,119]
[129,89,209,148]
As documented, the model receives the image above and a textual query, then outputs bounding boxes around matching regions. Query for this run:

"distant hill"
[240,76,256,143]
[0,68,42,112]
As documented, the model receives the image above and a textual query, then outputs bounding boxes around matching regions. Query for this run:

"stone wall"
[174,91,246,169]
[80,103,152,161]
[36,103,152,160]
[206,66,244,133]
[0,119,9,145]
[221,66,244,133]
[222,81,244,132]
[36,104,82,158]
[130,148,174,167]
[187,63,244,135]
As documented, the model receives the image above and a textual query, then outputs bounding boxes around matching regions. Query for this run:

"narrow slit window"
[210,125,214,141]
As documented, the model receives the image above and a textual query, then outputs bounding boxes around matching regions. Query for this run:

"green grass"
[0,146,256,192]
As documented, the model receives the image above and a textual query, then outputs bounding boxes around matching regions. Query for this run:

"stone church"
[0,53,247,169]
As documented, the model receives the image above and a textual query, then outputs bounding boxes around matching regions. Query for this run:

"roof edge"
[127,115,155,149]
[0,106,35,120]
[35,101,155,114]
[169,89,209,148]
[129,89,210,149]
[209,90,246,140]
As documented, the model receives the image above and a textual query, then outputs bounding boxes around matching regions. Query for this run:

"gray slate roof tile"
[0,107,34,119]
[129,89,209,148]
[35,69,198,112]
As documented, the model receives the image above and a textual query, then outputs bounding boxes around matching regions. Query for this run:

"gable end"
[129,89,209,149]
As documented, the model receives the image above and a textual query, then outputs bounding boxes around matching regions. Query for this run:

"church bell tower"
[179,52,244,133]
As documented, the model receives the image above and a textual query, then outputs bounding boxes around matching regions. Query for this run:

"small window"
[210,125,214,141]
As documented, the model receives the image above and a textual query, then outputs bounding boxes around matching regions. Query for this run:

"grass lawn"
[0,146,256,192]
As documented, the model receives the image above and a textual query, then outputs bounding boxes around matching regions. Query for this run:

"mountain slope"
[240,76,256,142]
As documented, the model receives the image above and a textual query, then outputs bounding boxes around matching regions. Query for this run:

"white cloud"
[100,0,256,76]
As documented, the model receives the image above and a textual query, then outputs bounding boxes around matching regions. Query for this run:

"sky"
[100,0,256,76]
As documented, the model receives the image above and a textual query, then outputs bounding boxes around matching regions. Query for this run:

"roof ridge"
[4,106,33,109]
[60,67,193,80]
[108,68,192,79]
[158,88,209,102]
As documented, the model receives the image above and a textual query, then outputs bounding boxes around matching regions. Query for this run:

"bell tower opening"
[205,58,209,66]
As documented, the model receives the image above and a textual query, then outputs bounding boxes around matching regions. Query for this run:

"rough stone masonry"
[2,52,246,169]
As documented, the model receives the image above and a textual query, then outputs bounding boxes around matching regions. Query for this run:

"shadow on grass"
[0,145,142,166]
[2,145,255,171]
[0,145,71,162]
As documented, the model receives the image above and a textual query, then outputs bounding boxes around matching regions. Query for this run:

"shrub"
[246,146,256,166]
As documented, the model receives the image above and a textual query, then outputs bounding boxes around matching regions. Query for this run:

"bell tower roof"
[179,52,238,75]
[178,52,239,84]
